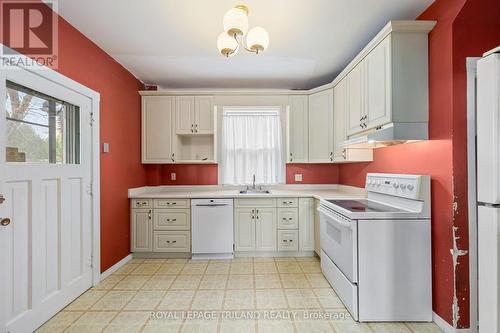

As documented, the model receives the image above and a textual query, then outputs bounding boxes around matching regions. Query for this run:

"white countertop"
[128,184,366,201]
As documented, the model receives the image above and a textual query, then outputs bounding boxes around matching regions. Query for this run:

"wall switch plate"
[103,143,109,153]
[295,174,303,182]
[171,173,176,181]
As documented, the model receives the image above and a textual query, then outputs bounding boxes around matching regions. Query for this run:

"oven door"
[318,203,358,283]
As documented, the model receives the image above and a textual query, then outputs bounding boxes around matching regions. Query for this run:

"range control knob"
[400,183,407,190]
[407,184,414,191]
[393,182,399,189]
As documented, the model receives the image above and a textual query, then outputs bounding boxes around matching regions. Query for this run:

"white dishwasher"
[191,199,234,259]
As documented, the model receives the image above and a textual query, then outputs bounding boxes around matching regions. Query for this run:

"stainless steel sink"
[239,189,271,194]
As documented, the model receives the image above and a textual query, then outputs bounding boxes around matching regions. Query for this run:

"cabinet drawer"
[235,198,276,208]
[278,230,299,251]
[154,209,190,230]
[131,199,152,209]
[154,199,190,209]
[153,231,191,252]
[277,208,299,229]
[277,198,298,208]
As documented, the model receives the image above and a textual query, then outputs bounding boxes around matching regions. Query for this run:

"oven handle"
[317,206,353,230]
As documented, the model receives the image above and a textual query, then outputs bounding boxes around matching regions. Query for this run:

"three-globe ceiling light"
[217,5,269,57]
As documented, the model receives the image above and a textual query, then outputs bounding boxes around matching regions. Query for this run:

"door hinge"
[90,112,95,127]
[87,183,93,197]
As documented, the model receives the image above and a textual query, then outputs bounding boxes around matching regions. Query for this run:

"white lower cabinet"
[235,206,277,251]
[131,199,191,254]
[234,208,256,251]
[299,198,315,251]
[255,208,277,251]
[131,208,153,252]
[278,230,299,251]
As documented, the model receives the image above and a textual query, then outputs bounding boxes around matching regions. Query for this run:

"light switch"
[103,143,109,153]
[294,174,303,182]
[171,173,176,181]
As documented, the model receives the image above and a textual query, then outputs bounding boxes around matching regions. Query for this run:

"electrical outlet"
[171,173,176,181]
[294,174,303,182]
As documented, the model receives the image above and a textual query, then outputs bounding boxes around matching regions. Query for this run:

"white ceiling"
[57,0,433,89]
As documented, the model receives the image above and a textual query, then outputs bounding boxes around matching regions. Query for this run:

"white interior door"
[0,67,94,333]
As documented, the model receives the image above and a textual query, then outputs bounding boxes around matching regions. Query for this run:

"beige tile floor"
[36,257,443,333]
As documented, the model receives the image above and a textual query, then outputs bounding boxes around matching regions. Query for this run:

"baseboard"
[433,312,476,333]
[100,254,132,280]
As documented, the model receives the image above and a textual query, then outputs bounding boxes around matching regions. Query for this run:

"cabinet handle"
[171,153,175,162]
[289,152,293,162]
[256,209,259,219]
[329,151,333,161]
[148,209,152,220]
[289,239,293,242]
[342,149,346,160]
[166,218,177,222]
[195,124,198,133]
[165,240,177,244]
[191,124,194,133]
[251,209,255,219]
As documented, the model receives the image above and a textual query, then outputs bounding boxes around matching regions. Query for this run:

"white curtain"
[221,108,285,185]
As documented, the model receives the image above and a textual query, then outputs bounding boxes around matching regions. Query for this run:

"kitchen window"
[5,81,80,164]
[220,107,285,185]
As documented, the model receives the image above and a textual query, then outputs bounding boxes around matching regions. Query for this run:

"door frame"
[1,46,102,287]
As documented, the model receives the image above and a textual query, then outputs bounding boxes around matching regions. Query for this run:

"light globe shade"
[223,7,248,37]
[217,31,238,57]
[246,26,269,53]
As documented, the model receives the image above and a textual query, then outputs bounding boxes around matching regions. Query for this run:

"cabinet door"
[365,36,391,130]
[308,89,334,163]
[333,79,347,161]
[194,96,214,134]
[314,199,321,255]
[131,209,152,252]
[255,207,277,251]
[347,64,364,136]
[287,95,309,163]
[299,198,315,251]
[175,96,195,134]
[142,96,174,163]
[234,208,255,251]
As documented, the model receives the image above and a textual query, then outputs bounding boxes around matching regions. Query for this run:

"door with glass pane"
[0,67,93,333]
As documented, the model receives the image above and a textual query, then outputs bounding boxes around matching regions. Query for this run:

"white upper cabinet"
[343,23,432,137]
[175,96,195,134]
[334,76,373,162]
[308,89,334,163]
[142,96,174,163]
[346,64,364,136]
[176,96,214,135]
[194,96,214,134]
[287,95,309,163]
[365,36,391,130]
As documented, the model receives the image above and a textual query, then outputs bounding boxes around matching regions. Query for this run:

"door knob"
[1,218,11,226]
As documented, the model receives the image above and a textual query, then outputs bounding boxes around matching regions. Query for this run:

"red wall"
[0,0,148,272]
[146,164,340,186]
[339,0,500,328]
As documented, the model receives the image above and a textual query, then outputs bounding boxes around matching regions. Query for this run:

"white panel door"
[365,36,392,130]
[255,207,277,251]
[175,96,195,134]
[234,208,255,251]
[308,89,334,163]
[347,64,364,136]
[333,80,347,161]
[194,96,214,134]
[142,96,174,163]
[0,68,93,332]
[287,95,309,163]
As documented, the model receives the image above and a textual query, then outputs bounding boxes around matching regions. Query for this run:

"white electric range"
[319,173,432,322]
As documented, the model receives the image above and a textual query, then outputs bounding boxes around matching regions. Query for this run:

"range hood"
[340,123,428,149]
